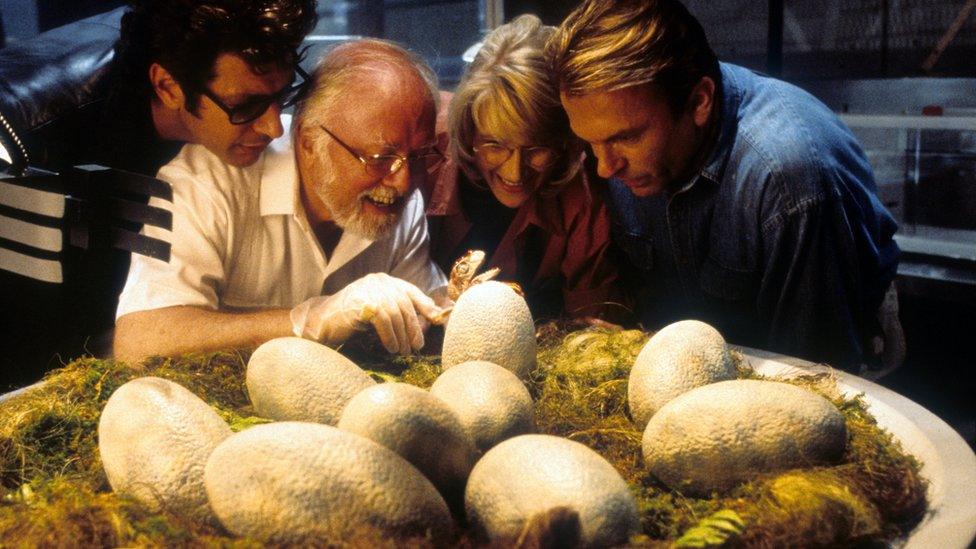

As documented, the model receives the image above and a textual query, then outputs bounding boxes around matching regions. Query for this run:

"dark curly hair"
[113,0,317,113]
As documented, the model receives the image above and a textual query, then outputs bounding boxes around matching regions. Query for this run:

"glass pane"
[309,0,483,89]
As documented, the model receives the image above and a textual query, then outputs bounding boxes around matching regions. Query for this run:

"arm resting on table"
[113,305,292,366]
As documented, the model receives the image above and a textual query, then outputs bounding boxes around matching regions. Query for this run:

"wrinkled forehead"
[333,64,436,134]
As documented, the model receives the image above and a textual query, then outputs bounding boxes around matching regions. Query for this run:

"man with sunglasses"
[114,39,450,363]
[549,0,903,374]
[92,0,317,175]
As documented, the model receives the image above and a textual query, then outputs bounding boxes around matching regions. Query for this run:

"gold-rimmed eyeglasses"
[320,126,445,178]
[472,140,558,172]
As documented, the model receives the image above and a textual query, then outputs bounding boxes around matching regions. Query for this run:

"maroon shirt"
[422,158,625,321]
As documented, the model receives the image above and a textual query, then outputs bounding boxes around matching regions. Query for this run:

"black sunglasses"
[200,66,310,125]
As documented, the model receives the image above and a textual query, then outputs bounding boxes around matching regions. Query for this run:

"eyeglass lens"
[220,68,309,125]
[475,143,556,171]
[361,152,444,177]
[321,126,444,177]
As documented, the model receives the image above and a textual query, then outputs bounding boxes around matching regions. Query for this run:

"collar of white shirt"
[257,135,373,280]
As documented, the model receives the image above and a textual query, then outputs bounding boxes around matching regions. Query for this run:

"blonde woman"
[424,14,624,322]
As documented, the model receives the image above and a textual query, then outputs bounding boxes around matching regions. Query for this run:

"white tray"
[738,347,976,549]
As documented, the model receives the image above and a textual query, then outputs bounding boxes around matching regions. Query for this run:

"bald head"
[294,39,440,135]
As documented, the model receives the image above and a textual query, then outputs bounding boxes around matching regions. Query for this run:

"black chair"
[0,164,172,390]
[0,8,123,174]
[0,8,171,390]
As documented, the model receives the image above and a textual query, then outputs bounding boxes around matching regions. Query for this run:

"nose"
[252,103,284,140]
[592,143,623,179]
[496,148,523,183]
[385,160,412,195]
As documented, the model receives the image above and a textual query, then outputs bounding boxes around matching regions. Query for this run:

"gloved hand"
[290,273,445,354]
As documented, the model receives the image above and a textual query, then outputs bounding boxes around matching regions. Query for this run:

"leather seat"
[0,8,123,172]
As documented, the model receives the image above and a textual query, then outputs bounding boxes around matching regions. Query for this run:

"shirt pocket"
[699,254,756,302]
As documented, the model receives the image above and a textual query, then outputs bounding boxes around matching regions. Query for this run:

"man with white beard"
[114,39,449,364]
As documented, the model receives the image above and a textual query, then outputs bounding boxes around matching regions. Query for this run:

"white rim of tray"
[736,346,976,549]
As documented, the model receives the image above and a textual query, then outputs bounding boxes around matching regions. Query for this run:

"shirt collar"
[257,127,376,277]
[425,157,464,217]
[518,186,566,236]
[698,62,740,186]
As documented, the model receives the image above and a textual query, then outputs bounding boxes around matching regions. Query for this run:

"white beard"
[315,171,401,241]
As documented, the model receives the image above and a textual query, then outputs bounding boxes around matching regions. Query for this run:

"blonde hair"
[293,38,439,138]
[449,14,582,192]
[548,0,719,111]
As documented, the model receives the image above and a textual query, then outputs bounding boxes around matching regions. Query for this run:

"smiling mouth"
[495,177,525,193]
[363,187,400,209]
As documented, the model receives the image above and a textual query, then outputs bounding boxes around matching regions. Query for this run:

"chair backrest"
[0,165,171,390]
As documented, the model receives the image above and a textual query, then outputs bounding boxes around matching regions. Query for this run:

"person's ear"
[295,126,315,155]
[149,63,185,110]
[689,76,716,128]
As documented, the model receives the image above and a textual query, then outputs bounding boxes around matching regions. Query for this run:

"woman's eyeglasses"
[472,140,558,172]
[320,126,445,178]
[201,66,311,125]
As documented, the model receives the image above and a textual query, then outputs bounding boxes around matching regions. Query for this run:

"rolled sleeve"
[115,166,230,318]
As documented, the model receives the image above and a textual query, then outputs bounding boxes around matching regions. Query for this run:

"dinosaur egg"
[628,320,735,429]
[204,421,452,544]
[246,337,375,424]
[642,379,848,496]
[465,434,639,547]
[442,281,536,378]
[98,376,231,523]
[337,382,476,508]
[429,360,534,452]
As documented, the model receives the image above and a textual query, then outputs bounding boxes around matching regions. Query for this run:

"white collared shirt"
[116,121,447,319]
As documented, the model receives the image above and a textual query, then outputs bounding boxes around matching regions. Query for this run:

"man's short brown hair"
[548,0,719,111]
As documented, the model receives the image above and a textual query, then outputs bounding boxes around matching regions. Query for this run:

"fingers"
[393,278,448,324]
[321,274,442,354]
[370,306,404,354]
[369,280,424,354]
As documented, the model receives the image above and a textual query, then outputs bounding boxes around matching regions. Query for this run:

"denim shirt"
[606,63,899,369]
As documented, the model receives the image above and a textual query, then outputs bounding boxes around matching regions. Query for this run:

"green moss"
[0,325,927,546]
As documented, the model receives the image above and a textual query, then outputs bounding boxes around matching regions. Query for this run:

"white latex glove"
[290,273,445,354]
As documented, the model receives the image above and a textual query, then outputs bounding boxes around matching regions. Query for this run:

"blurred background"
[1,0,973,447]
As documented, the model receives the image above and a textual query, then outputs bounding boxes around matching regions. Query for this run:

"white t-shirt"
[116,128,447,319]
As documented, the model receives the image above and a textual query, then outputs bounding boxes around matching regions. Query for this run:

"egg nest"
[0,323,926,547]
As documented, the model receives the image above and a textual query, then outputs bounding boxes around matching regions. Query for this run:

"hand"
[290,273,446,354]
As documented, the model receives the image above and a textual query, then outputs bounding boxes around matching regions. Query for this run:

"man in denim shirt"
[549,0,901,371]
